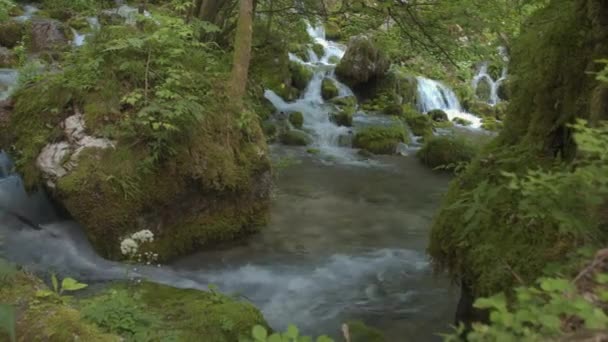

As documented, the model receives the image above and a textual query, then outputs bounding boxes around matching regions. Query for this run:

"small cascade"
[71,28,87,47]
[264,24,354,160]
[15,5,38,22]
[472,62,507,105]
[0,69,18,101]
[416,77,483,129]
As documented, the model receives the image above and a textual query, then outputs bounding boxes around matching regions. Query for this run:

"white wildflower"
[131,229,154,243]
[120,238,138,256]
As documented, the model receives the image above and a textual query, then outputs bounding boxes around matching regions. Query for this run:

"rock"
[330,103,355,127]
[404,112,433,137]
[353,125,409,155]
[321,78,339,100]
[99,9,124,26]
[36,113,115,188]
[0,47,17,68]
[280,130,312,146]
[452,117,472,126]
[30,19,68,52]
[497,80,510,101]
[428,109,448,122]
[328,55,340,64]
[288,61,313,91]
[307,148,320,154]
[324,21,342,41]
[0,100,13,146]
[289,111,304,129]
[382,103,403,116]
[416,136,477,171]
[0,21,25,48]
[475,79,492,103]
[262,121,278,142]
[313,43,325,59]
[337,133,353,147]
[330,95,357,108]
[289,43,310,62]
[494,102,509,120]
[335,35,390,88]
[468,101,495,118]
[481,117,503,131]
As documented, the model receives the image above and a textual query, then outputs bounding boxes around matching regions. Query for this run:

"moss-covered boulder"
[0,47,17,68]
[280,130,312,146]
[79,282,267,341]
[428,0,608,305]
[321,77,339,100]
[289,111,304,129]
[330,95,357,108]
[474,79,492,103]
[0,268,120,341]
[330,105,355,127]
[335,35,390,89]
[481,117,503,131]
[312,43,325,59]
[497,79,510,101]
[30,19,69,52]
[416,136,477,170]
[353,124,409,155]
[428,109,448,122]
[2,24,272,262]
[404,111,433,138]
[288,61,313,91]
[250,40,295,101]
[0,21,26,48]
[452,117,472,126]
[324,21,342,41]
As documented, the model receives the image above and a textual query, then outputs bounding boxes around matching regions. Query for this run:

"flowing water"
[0,22,464,341]
[471,62,507,106]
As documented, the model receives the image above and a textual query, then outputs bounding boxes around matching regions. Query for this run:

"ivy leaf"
[61,277,88,292]
[252,325,268,341]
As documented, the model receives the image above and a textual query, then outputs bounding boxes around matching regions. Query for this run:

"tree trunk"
[199,0,222,22]
[229,0,254,105]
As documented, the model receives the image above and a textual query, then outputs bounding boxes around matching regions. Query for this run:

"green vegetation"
[416,135,478,171]
[353,124,409,155]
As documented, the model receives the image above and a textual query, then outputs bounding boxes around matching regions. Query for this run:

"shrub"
[416,135,477,170]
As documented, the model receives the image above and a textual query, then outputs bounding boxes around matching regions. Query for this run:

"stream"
[0,17,471,341]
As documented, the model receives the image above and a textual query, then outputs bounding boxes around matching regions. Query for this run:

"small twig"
[504,261,525,285]
[573,248,608,284]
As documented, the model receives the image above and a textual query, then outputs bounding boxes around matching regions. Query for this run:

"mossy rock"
[68,16,91,31]
[335,35,390,89]
[347,321,386,342]
[452,117,472,126]
[0,47,17,68]
[262,121,278,142]
[475,79,492,103]
[0,21,26,48]
[497,79,510,101]
[428,109,448,122]
[79,282,267,341]
[279,130,312,146]
[289,111,304,129]
[468,100,496,118]
[288,43,309,62]
[330,105,355,127]
[324,21,342,41]
[416,135,477,170]
[288,61,313,91]
[382,103,403,116]
[330,95,357,108]
[405,113,433,138]
[251,40,292,101]
[353,124,409,155]
[328,55,340,64]
[0,269,120,342]
[312,43,325,59]
[321,77,339,100]
[481,117,503,131]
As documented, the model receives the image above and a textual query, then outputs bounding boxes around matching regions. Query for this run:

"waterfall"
[71,28,87,47]
[471,62,507,106]
[416,77,483,129]
[264,23,354,159]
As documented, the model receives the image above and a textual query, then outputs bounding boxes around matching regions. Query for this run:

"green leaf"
[285,324,299,339]
[61,277,88,292]
[315,336,334,342]
[51,273,58,293]
[267,334,282,342]
[252,325,268,341]
[36,289,54,298]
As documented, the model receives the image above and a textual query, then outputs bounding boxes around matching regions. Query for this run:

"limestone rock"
[335,35,390,88]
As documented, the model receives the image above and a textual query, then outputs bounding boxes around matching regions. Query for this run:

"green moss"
[279,130,312,146]
[250,41,293,101]
[353,124,409,155]
[79,282,267,342]
[330,95,357,108]
[330,105,355,127]
[416,135,478,170]
[288,43,309,62]
[262,121,278,142]
[347,321,386,342]
[324,21,342,41]
[321,77,339,100]
[288,61,313,91]
[468,101,496,118]
[0,21,25,48]
[404,109,433,138]
[288,111,304,129]
[481,117,503,131]
[312,43,325,59]
[452,117,472,126]
[428,109,448,122]
[0,271,120,342]
[428,0,608,297]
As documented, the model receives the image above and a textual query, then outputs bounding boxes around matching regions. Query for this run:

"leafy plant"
[36,273,88,298]
[246,324,333,342]
[0,304,15,342]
